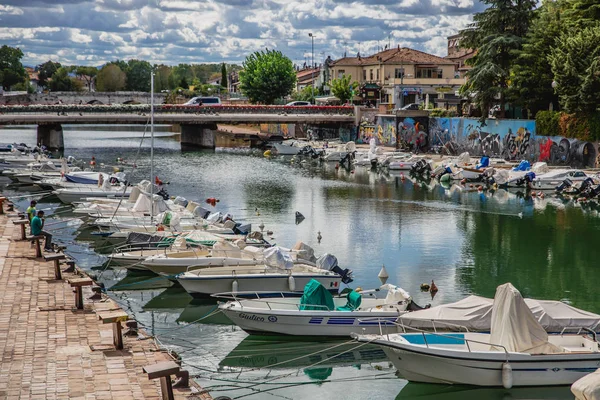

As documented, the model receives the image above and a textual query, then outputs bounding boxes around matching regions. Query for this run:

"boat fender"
[264,150,272,157]
[232,280,238,293]
[288,276,296,291]
[502,362,513,389]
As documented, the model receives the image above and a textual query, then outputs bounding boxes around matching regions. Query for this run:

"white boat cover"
[381,284,411,304]
[264,247,294,270]
[399,294,600,333]
[292,241,316,262]
[132,193,169,214]
[532,162,549,174]
[212,240,242,258]
[457,152,470,165]
[571,368,600,400]
[489,283,562,354]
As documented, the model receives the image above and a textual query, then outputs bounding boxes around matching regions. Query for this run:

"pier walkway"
[0,212,212,400]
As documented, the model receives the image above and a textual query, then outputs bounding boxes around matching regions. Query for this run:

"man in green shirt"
[26,200,37,222]
[30,210,53,251]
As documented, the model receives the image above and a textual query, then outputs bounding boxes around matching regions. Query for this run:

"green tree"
[0,45,26,90]
[549,26,600,115]
[154,64,172,92]
[563,0,600,28]
[292,86,319,102]
[75,66,97,91]
[37,60,62,89]
[511,0,565,116]
[125,59,152,92]
[179,76,189,89]
[460,0,537,120]
[330,74,358,104]
[48,67,83,92]
[96,64,126,92]
[221,62,228,89]
[239,49,296,104]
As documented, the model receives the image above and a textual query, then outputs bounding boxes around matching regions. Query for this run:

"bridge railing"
[0,104,355,115]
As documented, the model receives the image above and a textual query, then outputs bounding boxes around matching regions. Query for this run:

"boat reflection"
[219,337,388,379]
[108,270,173,291]
[177,299,233,325]
[396,382,573,400]
[142,287,192,310]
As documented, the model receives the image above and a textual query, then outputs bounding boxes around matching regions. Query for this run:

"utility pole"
[309,32,315,104]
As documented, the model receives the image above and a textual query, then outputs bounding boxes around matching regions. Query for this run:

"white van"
[183,96,222,106]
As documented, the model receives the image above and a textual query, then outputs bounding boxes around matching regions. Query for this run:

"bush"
[535,110,561,136]
[558,113,590,141]
[429,108,457,117]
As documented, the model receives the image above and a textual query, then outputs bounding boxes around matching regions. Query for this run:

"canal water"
[1,126,596,399]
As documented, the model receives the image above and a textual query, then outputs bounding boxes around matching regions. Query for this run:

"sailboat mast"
[150,72,155,225]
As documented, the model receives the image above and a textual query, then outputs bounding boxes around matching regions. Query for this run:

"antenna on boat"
[150,71,155,225]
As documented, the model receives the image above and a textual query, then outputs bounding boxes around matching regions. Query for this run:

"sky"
[0,0,484,67]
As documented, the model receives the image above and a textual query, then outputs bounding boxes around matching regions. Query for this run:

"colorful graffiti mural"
[427,118,595,167]
[398,116,429,150]
[259,123,295,137]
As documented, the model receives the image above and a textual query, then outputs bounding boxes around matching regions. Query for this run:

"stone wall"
[0,92,167,105]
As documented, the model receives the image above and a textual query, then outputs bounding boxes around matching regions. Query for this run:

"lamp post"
[550,80,557,111]
[309,32,315,104]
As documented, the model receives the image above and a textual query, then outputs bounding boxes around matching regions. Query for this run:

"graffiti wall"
[427,118,595,167]
[398,116,429,150]
[259,123,295,137]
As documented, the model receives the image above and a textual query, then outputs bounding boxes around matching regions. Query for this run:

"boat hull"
[221,306,404,337]
[273,143,300,155]
[375,335,600,387]
[178,274,341,298]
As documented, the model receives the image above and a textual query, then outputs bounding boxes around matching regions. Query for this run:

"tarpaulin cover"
[571,368,600,400]
[398,292,600,333]
[381,284,412,304]
[489,283,563,354]
[299,279,335,311]
[316,254,338,271]
[512,160,531,171]
[263,246,294,270]
[476,156,490,169]
[292,241,316,262]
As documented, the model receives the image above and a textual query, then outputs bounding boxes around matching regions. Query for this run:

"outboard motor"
[156,187,170,200]
[411,159,431,176]
[339,151,356,167]
[555,178,573,193]
[578,177,595,194]
[515,172,536,187]
[481,168,496,186]
[316,254,354,284]
[587,184,600,199]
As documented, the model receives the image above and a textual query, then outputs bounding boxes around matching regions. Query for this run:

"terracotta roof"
[296,67,319,79]
[332,47,455,67]
[446,48,476,61]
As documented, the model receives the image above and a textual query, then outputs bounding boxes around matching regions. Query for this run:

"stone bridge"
[0,91,167,106]
[0,104,356,150]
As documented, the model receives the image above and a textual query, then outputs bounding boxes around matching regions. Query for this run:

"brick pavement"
[0,213,212,400]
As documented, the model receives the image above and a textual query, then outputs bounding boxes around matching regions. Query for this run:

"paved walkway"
[0,213,211,400]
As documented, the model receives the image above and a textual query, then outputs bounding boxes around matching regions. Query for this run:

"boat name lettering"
[239,313,265,322]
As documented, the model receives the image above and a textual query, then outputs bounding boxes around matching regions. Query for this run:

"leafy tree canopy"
[49,67,83,92]
[330,74,358,104]
[221,62,228,89]
[549,26,600,115]
[96,64,126,92]
[0,45,26,90]
[239,49,296,104]
[460,0,537,120]
[38,60,62,88]
[125,59,152,92]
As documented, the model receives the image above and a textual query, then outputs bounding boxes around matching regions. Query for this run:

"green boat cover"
[299,279,335,311]
[336,290,362,311]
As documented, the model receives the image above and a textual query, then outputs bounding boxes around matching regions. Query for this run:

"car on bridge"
[285,101,312,106]
[183,96,222,106]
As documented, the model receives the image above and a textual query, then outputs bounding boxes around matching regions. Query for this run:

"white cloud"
[4,0,476,66]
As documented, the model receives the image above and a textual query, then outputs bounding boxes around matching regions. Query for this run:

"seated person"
[30,210,54,252]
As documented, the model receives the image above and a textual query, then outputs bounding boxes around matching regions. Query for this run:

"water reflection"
[396,383,573,399]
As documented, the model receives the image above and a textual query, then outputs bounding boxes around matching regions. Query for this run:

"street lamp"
[309,32,315,104]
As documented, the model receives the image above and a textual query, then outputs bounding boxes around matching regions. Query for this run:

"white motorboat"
[322,141,356,162]
[177,264,344,298]
[272,140,306,155]
[53,183,132,204]
[139,242,313,275]
[532,169,591,191]
[219,283,415,337]
[356,283,600,388]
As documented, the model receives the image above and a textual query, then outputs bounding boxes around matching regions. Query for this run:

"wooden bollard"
[12,219,29,240]
[44,253,66,280]
[143,361,181,400]
[68,277,93,309]
[98,310,129,350]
